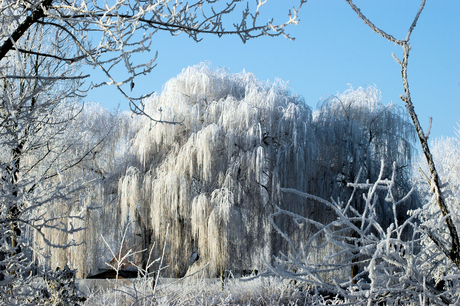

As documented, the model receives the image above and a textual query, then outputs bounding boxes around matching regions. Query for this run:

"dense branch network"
[0,0,306,120]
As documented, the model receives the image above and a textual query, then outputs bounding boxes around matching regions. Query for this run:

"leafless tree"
[0,23,89,303]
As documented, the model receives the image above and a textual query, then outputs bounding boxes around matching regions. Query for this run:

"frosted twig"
[152,223,169,296]
[425,117,432,140]
[345,0,404,45]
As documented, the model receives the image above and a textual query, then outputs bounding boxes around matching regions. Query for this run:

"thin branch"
[425,116,432,139]
[0,74,90,80]
[406,0,426,41]
[13,47,87,63]
[0,0,54,61]
[345,0,404,45]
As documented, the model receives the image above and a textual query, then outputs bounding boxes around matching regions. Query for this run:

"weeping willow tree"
[312,86,416,226]
[36,64,418,279]
[81,63,316,278]
[33,103,142,279]
[289,86,417,284]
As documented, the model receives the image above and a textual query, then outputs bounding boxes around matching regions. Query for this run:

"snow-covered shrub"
[30,265,86,305]
[411,132,460,295]
[269,161,460,305]
[83,275,345,306]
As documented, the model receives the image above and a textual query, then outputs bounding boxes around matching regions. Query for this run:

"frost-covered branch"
[0,22,99,303]
[270,162,459,304]
[346,0,460,268]
[345,0,403,45]
[0,0,306,115]
[0,74,90,80]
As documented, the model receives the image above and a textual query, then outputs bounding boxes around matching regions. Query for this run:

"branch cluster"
[1,0,306,118]
[269,162,459,304]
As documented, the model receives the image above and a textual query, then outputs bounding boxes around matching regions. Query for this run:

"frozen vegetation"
[33,63,416,278]
[2,63,460,304]
[81,276,352,305]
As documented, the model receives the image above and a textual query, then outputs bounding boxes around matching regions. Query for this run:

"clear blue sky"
[84,0,459,141]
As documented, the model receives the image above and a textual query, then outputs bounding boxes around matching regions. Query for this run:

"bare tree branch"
[0,0,53,60]
[1,0,306,114]
[14,47,86,63]
[0,74,90,80]
[346,0,460,268]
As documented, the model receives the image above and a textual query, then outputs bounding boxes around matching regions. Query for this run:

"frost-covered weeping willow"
[36,63,416,278]
[113,63,316,278]
[313,87,416,227]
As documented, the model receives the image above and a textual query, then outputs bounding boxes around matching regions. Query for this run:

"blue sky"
[85,0,459,141]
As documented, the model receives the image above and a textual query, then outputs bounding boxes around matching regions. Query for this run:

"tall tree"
[0,23,87,302]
